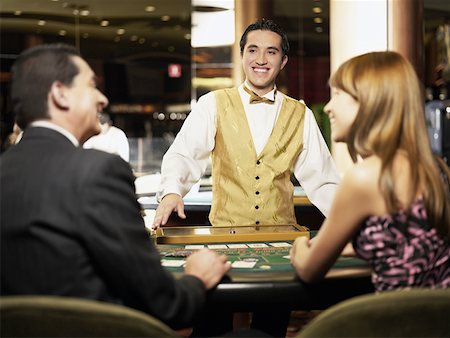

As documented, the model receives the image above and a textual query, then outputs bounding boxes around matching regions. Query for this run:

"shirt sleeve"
[157,92,216,200]
[294,107,341,217]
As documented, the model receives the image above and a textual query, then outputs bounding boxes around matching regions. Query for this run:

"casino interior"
[1,0,450,337]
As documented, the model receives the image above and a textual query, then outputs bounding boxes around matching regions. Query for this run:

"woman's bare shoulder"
[342,157,381,191]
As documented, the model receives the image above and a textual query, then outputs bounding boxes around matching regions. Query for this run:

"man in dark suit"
[0,43,231,331]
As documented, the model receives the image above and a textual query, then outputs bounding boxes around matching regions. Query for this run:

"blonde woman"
[291,51,450,291]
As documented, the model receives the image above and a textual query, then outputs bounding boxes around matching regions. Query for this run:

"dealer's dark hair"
[239,19,290,56]
[11,43,80,129]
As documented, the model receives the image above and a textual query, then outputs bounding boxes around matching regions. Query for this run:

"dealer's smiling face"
[242,29,288,97]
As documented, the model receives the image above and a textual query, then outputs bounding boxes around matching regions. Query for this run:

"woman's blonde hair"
[330,51,450,237]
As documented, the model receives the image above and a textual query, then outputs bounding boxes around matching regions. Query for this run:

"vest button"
[255,176,260,180]
[255,205,259,209]
[256,221,260,225]
[255,191,260,195]
[256,160,261,165]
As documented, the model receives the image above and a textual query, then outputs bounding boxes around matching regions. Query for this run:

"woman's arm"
[290,161,379,283]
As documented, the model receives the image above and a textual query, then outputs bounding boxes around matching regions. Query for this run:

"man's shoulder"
[74,148,134,184]
[280,92,306,106]
[78,147,124,165]
[279,93,307,115]
[210,87,238,97]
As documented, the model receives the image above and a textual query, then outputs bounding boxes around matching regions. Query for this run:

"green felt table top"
[157,241,368,275]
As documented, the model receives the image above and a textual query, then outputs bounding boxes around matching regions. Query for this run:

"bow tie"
[243,86,275,105]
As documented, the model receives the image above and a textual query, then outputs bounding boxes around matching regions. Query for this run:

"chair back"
[297,288,450,337]
[0,295,179,337]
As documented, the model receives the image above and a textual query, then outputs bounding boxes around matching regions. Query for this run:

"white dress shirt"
[158,83,340,217]
[83,125,130,162]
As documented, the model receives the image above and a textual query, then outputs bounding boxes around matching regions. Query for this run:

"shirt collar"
[29,121,79,146]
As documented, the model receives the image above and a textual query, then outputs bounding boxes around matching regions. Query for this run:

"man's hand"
[152,193,186,228]
[184,248,231,289]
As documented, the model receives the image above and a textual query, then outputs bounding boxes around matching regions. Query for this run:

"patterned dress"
[353,198,450,291]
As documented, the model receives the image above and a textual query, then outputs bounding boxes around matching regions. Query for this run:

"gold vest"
[210,88,305,226]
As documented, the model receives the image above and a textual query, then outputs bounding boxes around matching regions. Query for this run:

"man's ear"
[49,81,70,110]
[280,55,288,70]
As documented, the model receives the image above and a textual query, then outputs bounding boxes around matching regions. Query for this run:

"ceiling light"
[191,9,235,47]
[130,35,138,41]
[37,20,46,26]
[161,15,170,21]
[145,6,155,12]
[80,10,90,16]
[138,38,146,44]
[312,6,322,14]
[14,11,22,15]
[59,30,66,36]
[100,20,109,27]
[315,26,323,33]
[192,0,234,11]
[314,17,323,24]
[117,28,125,35]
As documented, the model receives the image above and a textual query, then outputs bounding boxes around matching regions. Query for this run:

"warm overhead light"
[117,28,125,35]
[100,20,109,27]
[138,38,146,44]
[14,10,22,15]
[191,8,235,47]
[184,33,191,40]
[161,15,170,21]
[314,17,323,24]
[312,6,322,14]
[80,10,90,16]
[315,26,323,33]
[145,6,155,12]
[130,35,138,41]
[38,20,46,26]
[59,30,66,36]
[51,0,60,2]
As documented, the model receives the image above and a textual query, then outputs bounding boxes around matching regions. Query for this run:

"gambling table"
[157,237,374,312]
[140,189,373,312]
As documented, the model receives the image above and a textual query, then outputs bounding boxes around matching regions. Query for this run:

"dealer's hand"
[152,193,186,228]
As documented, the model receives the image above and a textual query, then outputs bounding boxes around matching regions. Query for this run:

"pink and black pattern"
[353,198,450,292]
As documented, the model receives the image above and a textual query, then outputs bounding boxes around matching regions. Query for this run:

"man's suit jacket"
[0,127,205,329]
